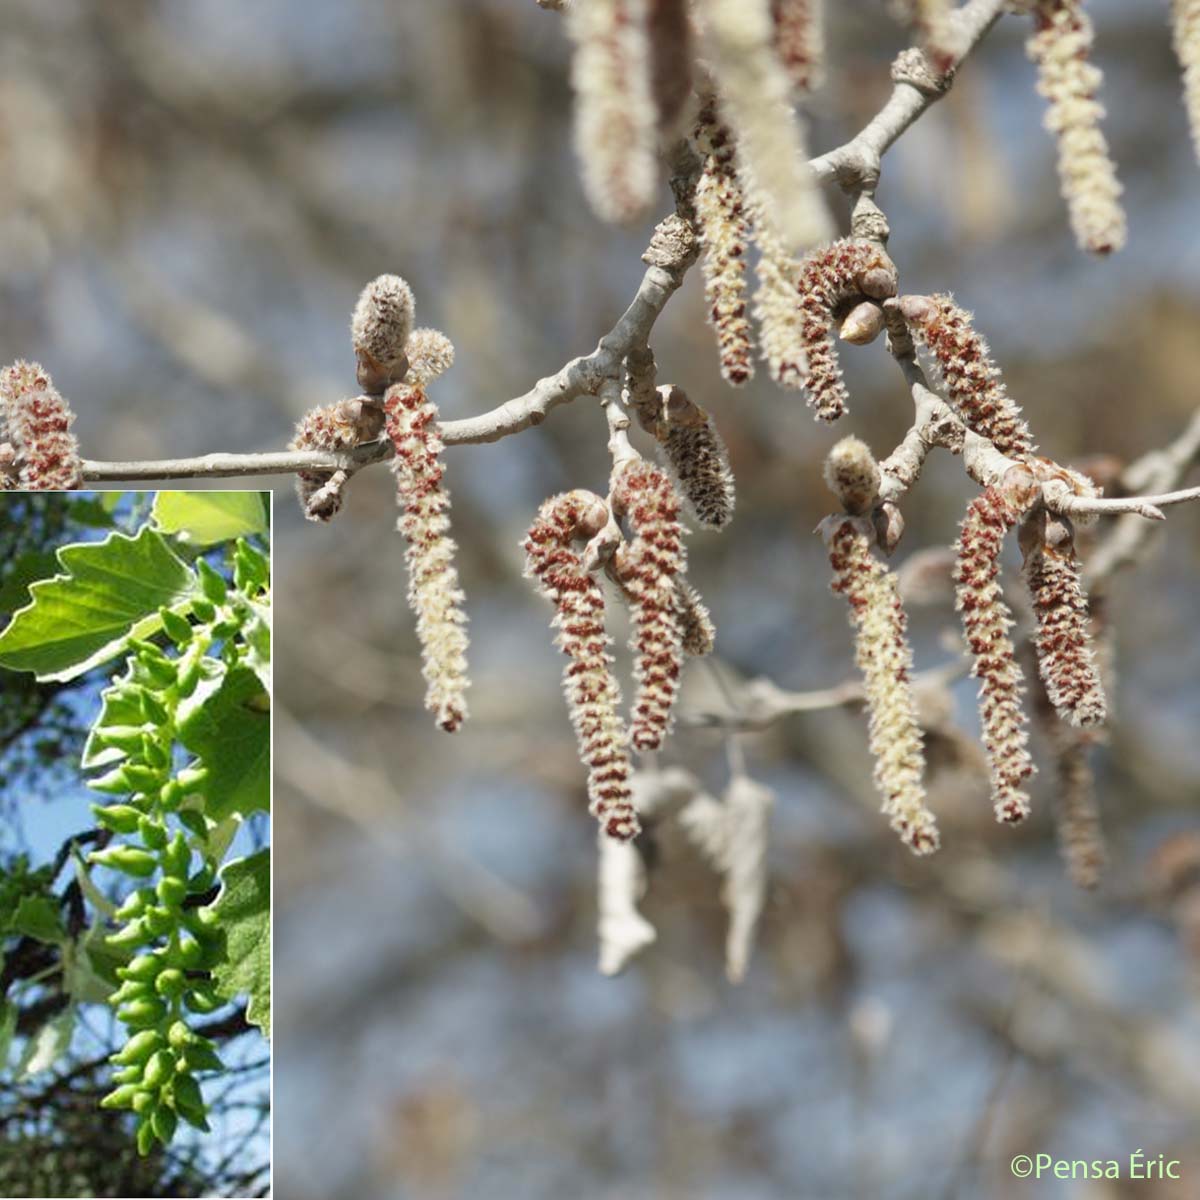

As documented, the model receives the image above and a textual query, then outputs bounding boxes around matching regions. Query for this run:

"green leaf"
[11,895,65,944]
[17,1007,75,1078]
[72,849,118,920]
[0,527,197,681]
[152,492,268,547]
[62,937,114,1004]
[177,666,269,821]
[65,497,118,529]
[208,851,269,1037]
[0,550,60,614]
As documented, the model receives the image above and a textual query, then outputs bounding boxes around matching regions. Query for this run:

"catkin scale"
[524,492,641,840]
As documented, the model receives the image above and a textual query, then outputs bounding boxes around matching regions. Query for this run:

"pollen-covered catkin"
[1021,512,1106,728]
[566,0,658,224]
[351,275,414,390]
[524,491,640,840]
[675,576,716,656]
[954,482,1037,823]
[796,240,898,422]
[694,0,832,251]
[404,328,456,389]
[770,0,825,94]
[824,517,939,855]
[693,100,755,387]
[656,386,736,530]
[895,294,1036,458]
[1173,0,1200,163]
[1024,0,1126,255]
[288,398,383,522]
[823,436,881,517]
[0,361,83,490]
[385,384,470,733]
[613,462,687,753]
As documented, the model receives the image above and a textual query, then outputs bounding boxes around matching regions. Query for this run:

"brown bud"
[895,294,939,324]
[873,501,905,555]
[839,301,886,346]
[857,265,898,300]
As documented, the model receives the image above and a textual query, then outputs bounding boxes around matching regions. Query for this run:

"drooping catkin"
[895,294,1036,458]
[954,481,1037,823]
[566,0,659,225]
[1020,512,1106,728]
[824,516,939,855]
[0,361,83,490]
[613,461,687,753]
[1173,0,1200,163]
[647,0,694,137]
[694,0,832,251]
[385,384,470,733]
[1024,0,1126,255]
[351,275,414,391]
[675,576,716,656]
[770,0,825,94]
[897,0,962,75]
[289,398,384,522]
[524,491,641,840]
[656,385,736,530]
[823,435,881,517]
[405,327,456,389]
[693,99,755,387]
[796,240,898,422]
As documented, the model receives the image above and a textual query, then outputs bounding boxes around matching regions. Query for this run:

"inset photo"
[0,491,269,1199]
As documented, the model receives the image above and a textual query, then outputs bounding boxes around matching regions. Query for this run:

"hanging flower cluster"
[523,490,641,840]
[822,438,939,855]
[1020,0,1126,255]
[0,361,83,490]
[1175,0,1200,163]
[653,384,736,529]
[770,0,826,95]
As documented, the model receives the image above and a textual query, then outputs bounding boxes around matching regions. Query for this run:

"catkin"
[0,361,82,491]
[656,386,736,530]
[352,275,414,388]
[288,398,382,522]
[954,483,1037,823]
[385,384,470,733]
[1173,0,1200,164]
[1024,0,1126,255]
[693,99,755,387]
[405,327,456,389]
[613,462,687,753]
[896,294,1036,458]
[826,517,939,855]
[770,0,825,94]
[567,0,659,224]
[524,491,641,840]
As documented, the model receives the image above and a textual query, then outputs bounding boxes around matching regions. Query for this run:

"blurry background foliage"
[1,1,1199,1198]
[0,492,269,1199]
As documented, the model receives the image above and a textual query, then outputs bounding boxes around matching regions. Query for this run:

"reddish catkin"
[566,0,658,224]
[1024,0,1126,255]
[1173,0,1200,163]
[613,462,687,753]
[385,384,470,733]
[288,398,382,522]
[954,483,1037,824]
[0,361,83,490]
[770,0,825,94]
[523,492,640,840]
[657,386,736,530]
[1021,513,1107,728]
[693,100,755,387]
[795,239,898,422]
[896,294,1036,458]
[825,518,939,855]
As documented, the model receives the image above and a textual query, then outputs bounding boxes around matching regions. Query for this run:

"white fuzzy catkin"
[823,436,881,517]
[770,0,825,94]
[0,360,83,490]
[351,275,414,381]
[826,517,939,855]
[567,0,658,224]
[1024,0,1126,255]
[405,327,456,388]
[693,99,755,387]
[694,0,832,252]
[898,0,962,75]
[1173,0,1200,163]
[385,384,470,733]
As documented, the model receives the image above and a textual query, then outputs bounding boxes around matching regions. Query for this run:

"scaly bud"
[824,517,938,855]
[0,361,83,490]
[524,491,640,840]
[839,300,886,346]
[1020,510,1106,728]
[796,240,898,421]
[351,275,414,391]
[385,384,470,733]
[895,293,1036,458]
[954,480,1037,823]
[823,436,881,517]
[693,99,755,387]
[1023,0,1126,254]
[656,385,736,529]
[613,462,687,753]
[566,0,658,224]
